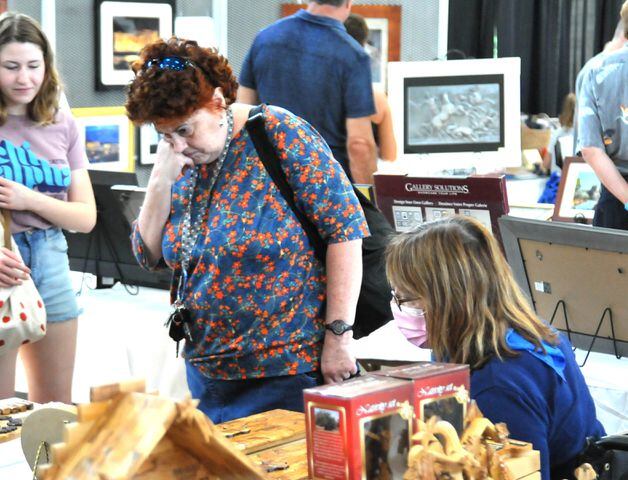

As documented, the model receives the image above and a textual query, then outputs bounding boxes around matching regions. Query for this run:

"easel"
[79,197,132,290]
[520,239,628,366]
[549,300,621,367]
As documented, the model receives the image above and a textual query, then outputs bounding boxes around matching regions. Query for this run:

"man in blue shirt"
[238,0,377,185]
[577,1,628,230]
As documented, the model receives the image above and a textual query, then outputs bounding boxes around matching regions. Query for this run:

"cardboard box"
[304,374,414,480]
[372,362,470,436]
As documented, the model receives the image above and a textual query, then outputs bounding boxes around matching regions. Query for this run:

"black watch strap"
[325,320,353,335]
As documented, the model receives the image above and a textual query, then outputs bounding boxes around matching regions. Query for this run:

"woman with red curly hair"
[126,37,368,423]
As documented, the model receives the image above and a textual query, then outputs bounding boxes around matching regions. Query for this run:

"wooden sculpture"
[404,401,540,480]
[36,380,265,480]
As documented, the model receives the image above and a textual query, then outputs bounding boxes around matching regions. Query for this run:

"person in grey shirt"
[574,19,626,149]
[577,1,628,230]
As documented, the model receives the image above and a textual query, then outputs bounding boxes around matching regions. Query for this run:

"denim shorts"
[186,360,323,424]
[13,227,81,323]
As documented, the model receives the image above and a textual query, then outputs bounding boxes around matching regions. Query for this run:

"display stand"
[499,216,628,364]
[66,171,171,291]
[374,173,509,245]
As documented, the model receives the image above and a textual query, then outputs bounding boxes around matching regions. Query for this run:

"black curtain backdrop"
[448,0,625,116]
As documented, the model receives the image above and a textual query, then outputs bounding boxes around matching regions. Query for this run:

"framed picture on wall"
[365,17,388,88]
[280,4,401,88]
[139,124,160,165]
[95,0,176,90]
[552,157,601,224]
[72,106,135,172]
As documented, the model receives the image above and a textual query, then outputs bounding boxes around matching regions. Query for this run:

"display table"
[218,409,308,479]
[0,405,308,480]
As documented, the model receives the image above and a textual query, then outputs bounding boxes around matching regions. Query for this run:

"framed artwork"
[499,215,628,358]
[280,4,401,87]
[72,106,135,172]
[139,124,161,165]
[365,18,388,88]
[95,0,175,90]
[552,157,601,224]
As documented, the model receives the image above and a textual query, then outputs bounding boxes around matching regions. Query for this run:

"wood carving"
[0,398,33,444]
[404,402,540,480]
[218,409,306,454]
[248,438,309,480]
[37,381,265,480]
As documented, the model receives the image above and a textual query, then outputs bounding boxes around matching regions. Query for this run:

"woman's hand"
[0,247,30,288]
[152,139,194,185]
[321,332,358,384]
[0,177,35,211]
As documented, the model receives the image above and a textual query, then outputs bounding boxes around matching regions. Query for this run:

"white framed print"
[96,0,175,89]
[139,124,160,165]
[365,17,389,89]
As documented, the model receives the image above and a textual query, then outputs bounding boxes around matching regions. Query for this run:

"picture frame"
[364,17,388,89]
[280,4,401,87]
[94,0,176,90]
[552,157,601,224]
[72,106,135,173]
[498,215,628,358]
[139,124,160,165]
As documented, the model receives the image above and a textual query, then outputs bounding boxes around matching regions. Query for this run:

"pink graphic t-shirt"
[0,110,88,232]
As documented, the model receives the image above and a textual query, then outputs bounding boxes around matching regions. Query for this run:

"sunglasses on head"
[144,56,194,72]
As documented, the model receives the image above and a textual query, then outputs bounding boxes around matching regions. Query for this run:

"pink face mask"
[391,300,428,348]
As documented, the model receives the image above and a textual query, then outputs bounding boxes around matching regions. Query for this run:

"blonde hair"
[0,12,60,126]
[385,216,557,369]
[558,92,576,129]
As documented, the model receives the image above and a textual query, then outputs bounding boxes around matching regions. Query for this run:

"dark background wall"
[448,0,626,116]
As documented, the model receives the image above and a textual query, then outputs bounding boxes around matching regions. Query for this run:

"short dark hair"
[309,0,348,7]
[344,13,368,46]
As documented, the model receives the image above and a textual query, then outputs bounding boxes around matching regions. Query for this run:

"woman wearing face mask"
[0,12,96,402]
[125,37,368,423]
[385,216,605,480]
[390,291,428,349]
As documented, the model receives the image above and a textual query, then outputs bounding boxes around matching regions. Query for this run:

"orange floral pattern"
[132,105,368,379]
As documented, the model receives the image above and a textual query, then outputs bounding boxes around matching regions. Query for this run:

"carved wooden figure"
[36,380,265,480]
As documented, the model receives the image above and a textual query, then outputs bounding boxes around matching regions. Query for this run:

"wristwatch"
[325,320,353,336]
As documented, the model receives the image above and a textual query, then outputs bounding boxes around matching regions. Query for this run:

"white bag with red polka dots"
[0,213,47,355]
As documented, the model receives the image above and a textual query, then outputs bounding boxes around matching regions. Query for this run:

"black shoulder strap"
[245,105,327,262]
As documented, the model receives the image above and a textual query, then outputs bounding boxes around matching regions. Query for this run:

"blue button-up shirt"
[240,9,375,181]
[577,45,628,174]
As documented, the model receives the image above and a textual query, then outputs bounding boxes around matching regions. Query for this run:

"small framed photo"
[553,157,601,224]
[365,18,388,89]
[95,0,175,89]
[139,124,161,165]
[72,106,135,172]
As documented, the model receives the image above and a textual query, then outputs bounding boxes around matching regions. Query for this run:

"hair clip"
[144,56,194,72]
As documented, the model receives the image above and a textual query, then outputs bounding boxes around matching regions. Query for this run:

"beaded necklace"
[176,106,234,301]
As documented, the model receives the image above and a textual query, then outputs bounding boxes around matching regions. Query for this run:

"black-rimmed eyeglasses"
[391,290,419,311]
